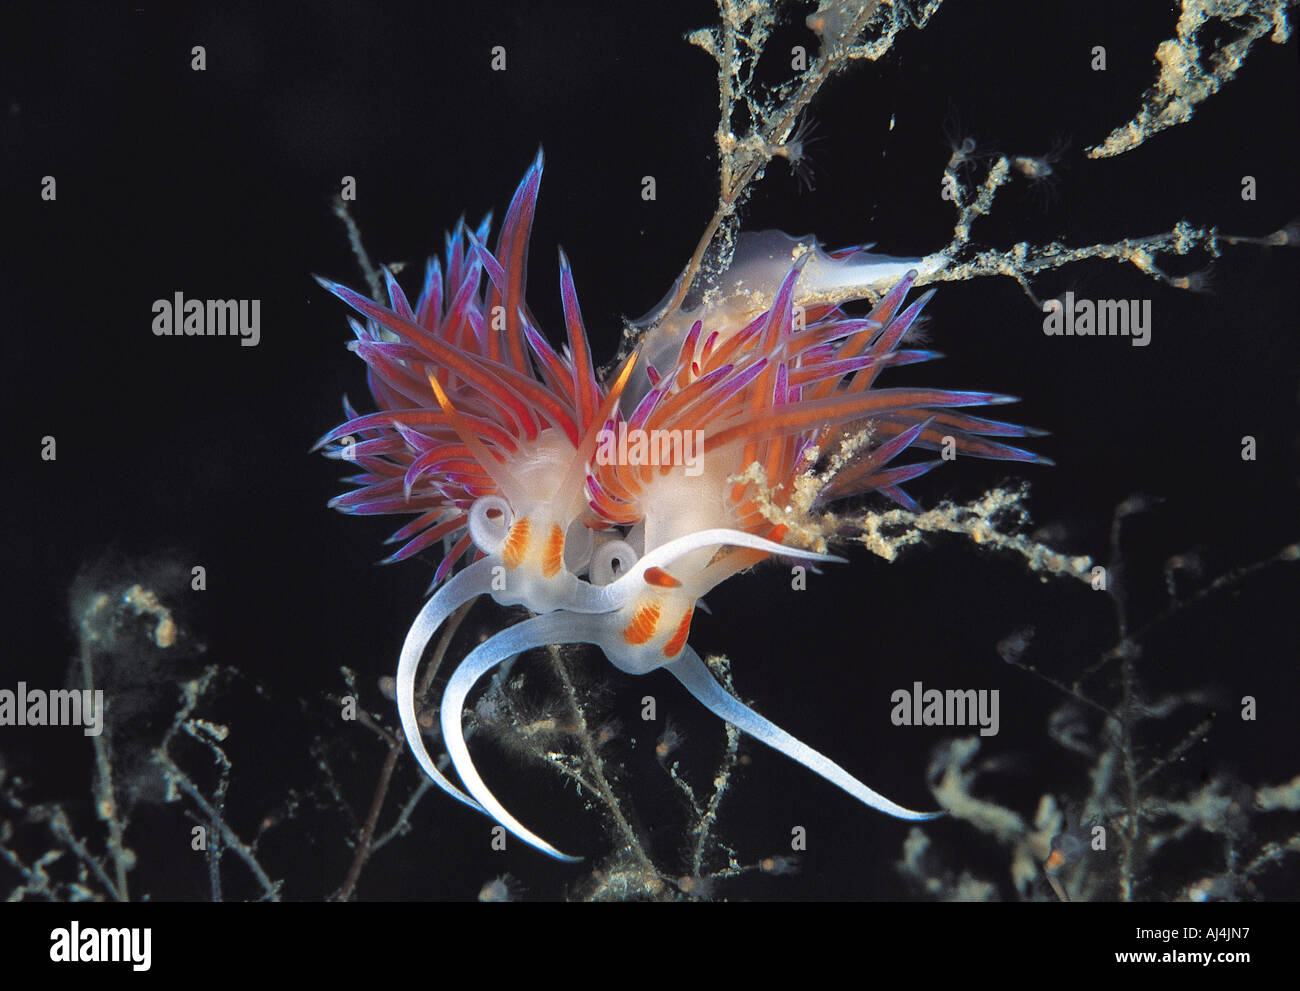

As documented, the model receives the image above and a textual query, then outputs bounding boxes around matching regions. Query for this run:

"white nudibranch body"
[320,158,1045,861]
[629,230,948,408]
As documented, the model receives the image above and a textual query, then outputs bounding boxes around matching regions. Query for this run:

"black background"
[3,0,1298,903]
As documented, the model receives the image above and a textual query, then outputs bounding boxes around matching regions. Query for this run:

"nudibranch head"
[314,152,620,594]
[318,155,1051,861]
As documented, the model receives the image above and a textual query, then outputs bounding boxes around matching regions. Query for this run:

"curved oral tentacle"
[396,558,497,811]
[440,612,596,861]
[665,647,944,821]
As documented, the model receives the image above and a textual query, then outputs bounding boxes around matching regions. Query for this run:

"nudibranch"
[317,152,1049,860]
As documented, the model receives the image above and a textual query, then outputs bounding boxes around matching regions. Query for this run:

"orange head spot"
[643,566,682,589]
[501,517,531,570]
[622,602,662,646]
[542,523,565,578]
[1045,849,1067,871]
[663,606,694,659]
